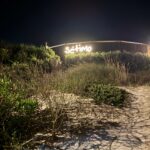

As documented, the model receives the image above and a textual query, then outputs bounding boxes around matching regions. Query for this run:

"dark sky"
[0,0,150,45]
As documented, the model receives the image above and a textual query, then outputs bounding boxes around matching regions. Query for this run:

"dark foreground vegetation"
[0,41,150,149]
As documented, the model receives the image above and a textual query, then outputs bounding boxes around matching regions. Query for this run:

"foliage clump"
[0,41,61,72]
[0,76,38,149]
[85,84,127,107]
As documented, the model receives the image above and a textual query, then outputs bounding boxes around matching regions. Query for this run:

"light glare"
[65,44,92,54]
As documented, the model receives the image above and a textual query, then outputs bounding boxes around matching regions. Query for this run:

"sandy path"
[54,86,150,150]
[25,86,150,150]
[118,86,150,149]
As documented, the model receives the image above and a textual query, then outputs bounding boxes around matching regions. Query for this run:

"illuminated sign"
[65,44,92,54]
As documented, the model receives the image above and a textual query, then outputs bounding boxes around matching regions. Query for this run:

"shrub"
[0,48,9,63]
[85,84,127,107]
[15,45,61,72]
[40,90,69,140]
[0,76,38,149]
[0,42,61,72]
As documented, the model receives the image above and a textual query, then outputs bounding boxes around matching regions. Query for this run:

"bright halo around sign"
[65,44,92,54]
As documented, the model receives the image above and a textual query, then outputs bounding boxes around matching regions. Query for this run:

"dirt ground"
[25,86,150,150]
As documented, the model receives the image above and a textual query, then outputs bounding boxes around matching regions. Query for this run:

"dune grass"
[49,62,128,95]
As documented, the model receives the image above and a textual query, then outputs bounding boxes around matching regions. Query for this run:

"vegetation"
[0,41,61,72]
[65,51,150,72]
[50,62,128,95]
[0,41,150,148]
[65,51,150,85]
[0,42,62,149]
[0,76,38,149]
[85,84,127,107]
[65,52,104,66]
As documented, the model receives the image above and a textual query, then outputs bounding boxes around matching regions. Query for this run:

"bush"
[85,84,127,107]
[0,42,61,72]
[0,76,38,149]
[0,48,9,63]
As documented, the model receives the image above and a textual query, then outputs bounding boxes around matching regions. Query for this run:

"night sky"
[0,0,150,45]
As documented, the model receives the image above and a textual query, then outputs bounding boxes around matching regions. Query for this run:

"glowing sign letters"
[65,44,92,54]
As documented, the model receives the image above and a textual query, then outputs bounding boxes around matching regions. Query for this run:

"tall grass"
[49,62,128,95]
[65,51,150,86]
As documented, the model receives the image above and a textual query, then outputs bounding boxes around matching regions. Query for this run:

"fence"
[48,40,150,58]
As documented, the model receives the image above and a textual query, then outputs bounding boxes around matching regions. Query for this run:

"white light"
[65,47,69,50]
[65,44,92,54]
